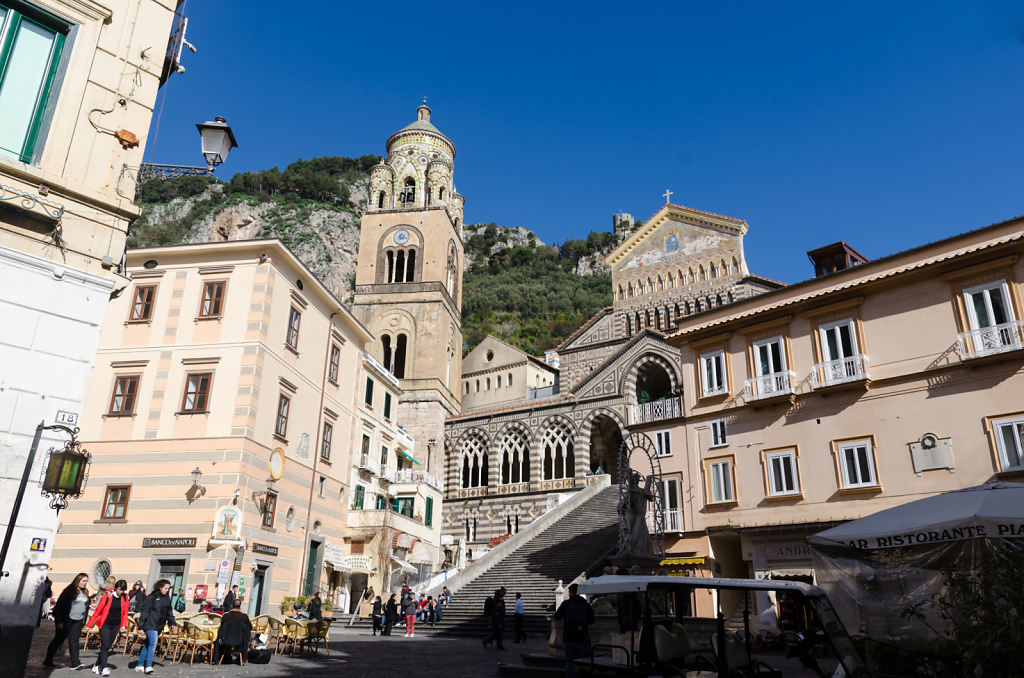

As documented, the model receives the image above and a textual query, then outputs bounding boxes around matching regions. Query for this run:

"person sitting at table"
[215,599,253,664]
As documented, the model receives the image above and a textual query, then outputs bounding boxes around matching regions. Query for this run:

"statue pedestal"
[609,551,660,574]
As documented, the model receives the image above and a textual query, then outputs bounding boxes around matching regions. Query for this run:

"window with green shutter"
[425,496,433,527]
[0,3,68,163]
[353,484,365,510]
[364,377,374,407]
[383,392,392,419]
[375,493,386,509]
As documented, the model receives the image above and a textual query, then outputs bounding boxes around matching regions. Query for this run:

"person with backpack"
[383,594,398,636]
[552,583,595,678]
[482,589,506,649]
[87,579,129,676]
[43,573,91,669]
[173,589,186,614]
[137,579,178,674]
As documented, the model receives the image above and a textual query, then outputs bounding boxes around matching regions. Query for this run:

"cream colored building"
[631,216,1024,623]
[48,239,390,617]
[460,335,558,411]
[0,0,179,670]
[343,351,444,606]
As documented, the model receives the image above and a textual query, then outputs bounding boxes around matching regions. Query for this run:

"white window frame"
[819,318,859,362]
[708,459,734,504]
[710,418,728,448]
[653,430,672,457]
[993,415,1024,472]
[753,336,787,376]
[765,449,800,496]
[656,477,681,531]
[963,280,1015,331]
[837,439,878,488]
[700,350,727,397]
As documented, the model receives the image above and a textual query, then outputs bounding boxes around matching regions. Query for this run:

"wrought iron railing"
[744,370,796,400]
[811,354,870,388]
[632,396,682,424]
[957,320,1024,359]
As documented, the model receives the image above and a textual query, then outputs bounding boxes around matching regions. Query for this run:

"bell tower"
[351,102,465,474]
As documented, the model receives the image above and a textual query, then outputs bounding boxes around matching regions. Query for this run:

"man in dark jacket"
[553,584,595,678]
[216,599,252,664]
[482,589,506,649]
[306,592,323,620]
[221,585,238,612]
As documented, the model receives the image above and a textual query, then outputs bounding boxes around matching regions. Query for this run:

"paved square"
[25,625,539,677]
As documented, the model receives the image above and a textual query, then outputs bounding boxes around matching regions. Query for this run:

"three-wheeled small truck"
[573,575,871,678]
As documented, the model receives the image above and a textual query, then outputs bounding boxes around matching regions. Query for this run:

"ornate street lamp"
[1,423,90,578]
[251,477,277,515]
[186,466,207,504]
[126,116,239,184]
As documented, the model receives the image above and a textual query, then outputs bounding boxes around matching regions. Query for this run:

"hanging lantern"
[41,438,90,511]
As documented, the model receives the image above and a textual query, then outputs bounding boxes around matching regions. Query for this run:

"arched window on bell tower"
[405,249,416,281]
[386,251,395,282]
[382,335,393,373]
[439,186,446,201]
[377,191,386,209]
[394,250,406,282]
[402,177,416,205]
[446,242,458,298]
[394,334,408,378]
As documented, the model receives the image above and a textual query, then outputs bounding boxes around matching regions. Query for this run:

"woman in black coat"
[43,573,91,668]
[137,579,178,672]
[371,596,383,636]
[383,594,398,636]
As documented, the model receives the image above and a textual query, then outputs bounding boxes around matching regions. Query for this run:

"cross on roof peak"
[662,188,673,204]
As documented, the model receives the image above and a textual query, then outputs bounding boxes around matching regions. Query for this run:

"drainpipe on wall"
[299,309,339,596]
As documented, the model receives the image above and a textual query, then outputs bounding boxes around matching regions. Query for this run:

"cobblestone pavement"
[25,625,541,678]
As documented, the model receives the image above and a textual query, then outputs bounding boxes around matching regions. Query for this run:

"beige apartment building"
[630,216,1024,625]
[48,239,406,618]
[0,0,180,670]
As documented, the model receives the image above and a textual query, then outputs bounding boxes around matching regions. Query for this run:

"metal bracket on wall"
[0,182,65,220]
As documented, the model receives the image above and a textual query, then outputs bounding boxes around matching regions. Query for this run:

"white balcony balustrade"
[744,370,796,401]
[357,453,377,475]
[632,396,682,425]
[811,354,870,389]
[957,320,1024,360]
[646,509,683,533]
[391,468,444,492]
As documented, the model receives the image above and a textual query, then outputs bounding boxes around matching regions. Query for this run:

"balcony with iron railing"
[811,354,870,389]
[391,468,444,492]
[632,396,683,425]
[646,509,683,533]
[357,453,377,475]
[744,370,796,402]
[957,320,1024,361]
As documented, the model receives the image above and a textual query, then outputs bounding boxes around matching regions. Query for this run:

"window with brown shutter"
[101,486,130,519]
[108,376,139,415]
[321,421,333,461]
[262,492,277,528]
[198,281,226,318]
[286,307,301,349]
[328,344,340,382]
[129,286,156,321]
[275,394,290,438]
[181,372,212,413]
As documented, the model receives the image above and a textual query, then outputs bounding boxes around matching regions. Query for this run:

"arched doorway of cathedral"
[636,361,673,404]
[589,415,624,483]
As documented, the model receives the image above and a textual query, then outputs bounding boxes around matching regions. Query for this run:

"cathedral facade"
[441,203,783,552]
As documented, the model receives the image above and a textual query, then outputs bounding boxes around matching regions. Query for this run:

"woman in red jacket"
[87,579,128,676]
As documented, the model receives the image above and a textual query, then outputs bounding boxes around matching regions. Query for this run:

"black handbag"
[247,648,272,664]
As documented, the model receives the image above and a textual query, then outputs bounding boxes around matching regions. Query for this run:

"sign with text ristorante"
[142,537,197,548]
[252,542,279,556]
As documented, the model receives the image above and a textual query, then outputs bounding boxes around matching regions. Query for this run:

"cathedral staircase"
[347,481,621,638]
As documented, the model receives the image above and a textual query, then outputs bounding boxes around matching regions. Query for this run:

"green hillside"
[130,159,616,355]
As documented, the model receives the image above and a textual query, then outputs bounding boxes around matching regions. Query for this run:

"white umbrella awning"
[390,556,418,574]
[408,540,433,565]
[324,560,353,573]
[809,481,1024,550]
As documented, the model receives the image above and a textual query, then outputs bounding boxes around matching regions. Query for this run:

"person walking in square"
[371,596,383,636]
[553,583,595,678]
[43,573,91,669]
[482,589,506,649]
[221,585,238,612]
[513,592,527,643]
[383,594,398,636]
[136,579,177,674]
[88,579,129,675]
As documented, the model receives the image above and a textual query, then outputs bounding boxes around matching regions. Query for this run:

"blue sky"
[148,1,1024,283]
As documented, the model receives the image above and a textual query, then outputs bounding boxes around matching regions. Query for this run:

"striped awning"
[660,556,706,567]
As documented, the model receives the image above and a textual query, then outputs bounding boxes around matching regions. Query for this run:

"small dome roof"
[387,100,455,156]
